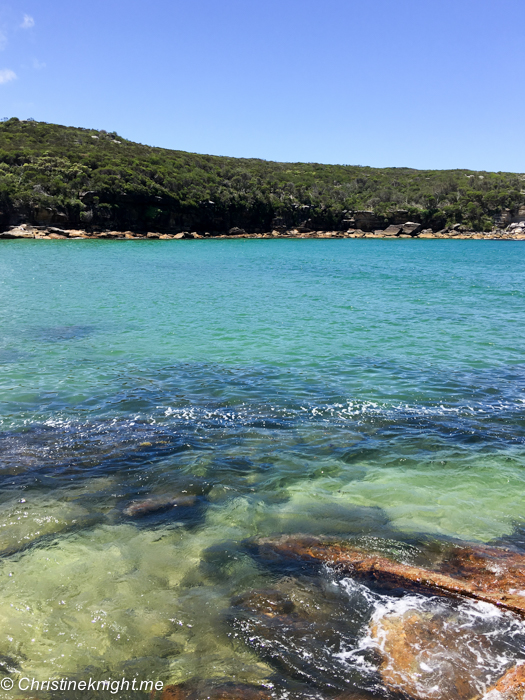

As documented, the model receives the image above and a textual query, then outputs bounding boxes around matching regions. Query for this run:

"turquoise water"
[0,239,524,696]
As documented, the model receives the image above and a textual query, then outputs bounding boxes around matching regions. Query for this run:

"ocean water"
[0,239,524,698]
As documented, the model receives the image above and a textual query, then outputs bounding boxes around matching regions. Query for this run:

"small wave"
[336,576,525,695]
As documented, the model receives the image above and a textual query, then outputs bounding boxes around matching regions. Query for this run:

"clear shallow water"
[0,239,524,697]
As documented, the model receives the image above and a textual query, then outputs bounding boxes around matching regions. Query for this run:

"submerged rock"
[0,496,103,557]
[228,579,378,692]
[370,608,492,700]
[123,494,197,517]
[231,589,295,616]
[254,536,525,616]
[159,682,272,700]
[159,686,372,700]
[248,538,525,699]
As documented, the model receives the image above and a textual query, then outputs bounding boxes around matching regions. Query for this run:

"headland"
[1,117,524,241]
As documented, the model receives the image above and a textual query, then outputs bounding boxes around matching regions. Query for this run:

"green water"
[0,239,524,696]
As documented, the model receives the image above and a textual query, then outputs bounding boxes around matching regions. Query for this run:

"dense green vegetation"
[0,117,523,232]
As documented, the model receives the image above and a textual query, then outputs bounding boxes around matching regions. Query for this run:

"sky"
[0,0,524,171]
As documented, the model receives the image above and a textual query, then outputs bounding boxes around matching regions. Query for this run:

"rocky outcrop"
[382,224,403,236]
[0,224,37,238]
[401,221,422,235]
[369,607,525,700]
[502,221,525,239]
[482,664,525,699]
[1,224,523,241]
[254,536,525,616]
[370,609,493,700]
[247,537,525,700]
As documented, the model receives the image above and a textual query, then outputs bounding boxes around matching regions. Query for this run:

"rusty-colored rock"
[158,683,272,700]
[159,685,187,700]
[123,494,197,517]
[441,544,525,584]
[482,664,525,699]
[370,609,492,700]
[255,536,525,616]
[438,544,525,613]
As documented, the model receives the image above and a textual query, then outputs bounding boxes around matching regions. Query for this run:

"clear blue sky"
[0,0,523,171]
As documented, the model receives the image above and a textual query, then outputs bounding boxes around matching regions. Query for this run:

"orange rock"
[482,664,525,699]
[160,685,187,700]
[255,537,525,616]
[439,544,525,607]
[158,683,272,700]
[370,609,491,700]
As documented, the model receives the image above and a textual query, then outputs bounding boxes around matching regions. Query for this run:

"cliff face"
[1,186,415,234]
[3,203,421,234]
[1,118,524,234]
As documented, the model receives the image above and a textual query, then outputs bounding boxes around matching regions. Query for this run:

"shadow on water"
[0,348,32,364]
[28,324,98,342]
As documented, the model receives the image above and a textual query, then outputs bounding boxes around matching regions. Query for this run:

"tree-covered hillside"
[0,117,523,233]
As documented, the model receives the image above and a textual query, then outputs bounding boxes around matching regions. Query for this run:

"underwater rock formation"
[158,682,273,700]
[123,494,197,517]
[254,536,525,616]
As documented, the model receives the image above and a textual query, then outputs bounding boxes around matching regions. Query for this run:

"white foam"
[335,576,525,694]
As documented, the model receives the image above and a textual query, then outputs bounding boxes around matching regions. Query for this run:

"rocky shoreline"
[247,535,525,699]
[152,533,525,700]
[2,221,525,241]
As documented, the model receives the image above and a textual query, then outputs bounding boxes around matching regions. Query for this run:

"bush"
[0,119,522,232]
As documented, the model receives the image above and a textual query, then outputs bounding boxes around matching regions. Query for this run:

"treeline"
[0,117,523,232]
